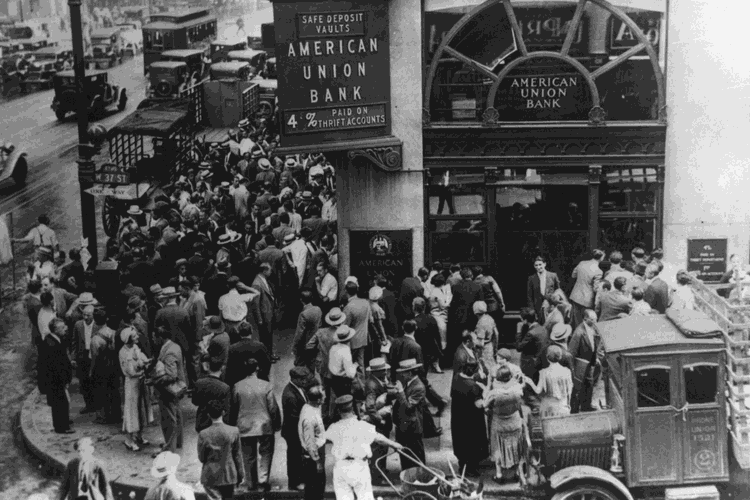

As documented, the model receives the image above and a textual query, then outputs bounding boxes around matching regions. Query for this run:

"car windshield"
[152,67,180,79]
[34,53,56,61]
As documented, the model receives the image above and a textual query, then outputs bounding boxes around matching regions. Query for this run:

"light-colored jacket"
[570,259,603,309]
[229,376,281,437]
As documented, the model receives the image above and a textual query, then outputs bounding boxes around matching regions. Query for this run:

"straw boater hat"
[199,161,212,170]
[159,286,179,299]
[77,292,98,306]
[369,286,383,301]
[550,323,573,343]
[199,169,213,179]
[238,118,250,128]
[335,394,354,410]
[301,190,314,201]
[127,205,143,216]
[284,158,297,168]
[335,325,356,343]
[258,158,271,170]
[252,149,263,158]
[366,358,390,372]
[120,326,137,344]
[174,258,188,269]
[151,451,180,479]
[396,358,423,373]
[283,233,296,244]
[309,165,325,177]
[220,181,231,189]
[325,307,346,326]
[218,232,241,245]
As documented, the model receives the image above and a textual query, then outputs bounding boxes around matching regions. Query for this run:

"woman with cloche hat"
[119,326,153,451]
[473,300,499,375]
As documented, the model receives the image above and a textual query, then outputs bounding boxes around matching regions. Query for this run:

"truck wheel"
[118,89,127,111]
[551,484,628,500]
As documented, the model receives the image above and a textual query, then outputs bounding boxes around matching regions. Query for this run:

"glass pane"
[427,169,485,187]
[601,167,659,212]
[599,218,655,254]
[429,223,486,263]
[636,367,671,408]
[496,185,588,230]
[428,190,485,215]
[684,365,718,404]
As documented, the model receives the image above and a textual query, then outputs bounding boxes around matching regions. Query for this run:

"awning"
[425,0,666,13]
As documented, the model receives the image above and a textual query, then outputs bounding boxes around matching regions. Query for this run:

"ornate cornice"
[348,143,402,172]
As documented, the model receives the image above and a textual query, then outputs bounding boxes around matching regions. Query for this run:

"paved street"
[0,55,148,497]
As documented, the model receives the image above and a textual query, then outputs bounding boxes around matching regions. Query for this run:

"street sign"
[85,182,151,199]
[94,163,130,185]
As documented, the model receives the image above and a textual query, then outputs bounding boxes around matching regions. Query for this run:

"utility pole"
[68,0,99,266]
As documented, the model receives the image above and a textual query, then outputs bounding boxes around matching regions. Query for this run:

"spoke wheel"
[551,484,626,500]
[102,196,121,237]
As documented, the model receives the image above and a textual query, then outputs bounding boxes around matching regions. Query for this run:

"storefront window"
[424,0,666,123]
[496,184,588,230]
[599,217,655,253]
[429,220,486,263]
[601,167,658,212]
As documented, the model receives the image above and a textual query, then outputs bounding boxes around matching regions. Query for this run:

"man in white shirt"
[37,291,57,342]
[14,214,59,251]
[73,305,98,413]
[315,262,338,312]
[321,395,403,500]
[298,385,326,500]
[218,276,260,331]
[283,233,308,288]
[328,326,358,404]
[32,246,56,282]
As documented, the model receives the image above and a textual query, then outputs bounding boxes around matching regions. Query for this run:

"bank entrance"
[423,0,667,311]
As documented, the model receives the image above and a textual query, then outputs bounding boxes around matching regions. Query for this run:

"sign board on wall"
[273,0,391,148]
[687,239,727,282]
[349,230,412,289]
[495,70,591,120]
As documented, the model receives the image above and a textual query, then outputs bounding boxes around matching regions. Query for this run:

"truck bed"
[198,126,234,143]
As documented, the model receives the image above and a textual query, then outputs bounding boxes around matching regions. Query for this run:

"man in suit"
[188,242,212,281]
[282,367,310,491]
[154,287,192,360]
[597,277,633,321]
[516,307,548,386]
[569,309,605,413]
[293,288,322,368]
[644,261,671,313]
[526,256,561,324]
[155,323,187,453]
[364,358,398,485]
[193,356,231,433]
[447,267,484,359]
[58,437,113,500]
[376,275,399,339]
[25,280,45,393]
[197,400,245,500]
[343,278,371,379]
[226,322,271,385]
[397,270,426,324]
[570,249,605,330]
[179,278,207,389]
[393,359,427,469]
[203,261,231,316]
[41,318,75,433]
[72,305,99,414]
[252,262,278,362]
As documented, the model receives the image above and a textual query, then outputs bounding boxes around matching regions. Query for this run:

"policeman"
[320,395,403,500]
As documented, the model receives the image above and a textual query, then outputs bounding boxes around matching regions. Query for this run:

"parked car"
[226,49,266,78]
[263,56,276,79]
[51,69,127,120]
[116,23,143,57]
[88,27,124,69]
[0,141,28,187]
[22,60,56,91]
[31,45,73,71]
[210,61,252,82]
[210,39,247,63]
[148,61,191,98]
[159,49,209,83]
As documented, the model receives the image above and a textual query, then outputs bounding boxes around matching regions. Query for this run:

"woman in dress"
[671,271,697,310]
[484,366,525,484]
[473,301,499,376]
[119,327,153,451]
[427,273,452,351]
[525,345,574,417]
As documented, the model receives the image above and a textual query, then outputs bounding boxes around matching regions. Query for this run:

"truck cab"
[210,39,247,63]
[89,27,123,69]
[160,49,208,83]
[148,60,190,97]
[209,61,251,82]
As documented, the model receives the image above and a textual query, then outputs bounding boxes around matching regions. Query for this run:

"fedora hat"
[218,232,241,245]
[208,316,224,332]
[149,284,163,296]
[77,292,98,306]
[325,307,346,326]
[150,451,180,478]
[127,205,143,216]
[366,358,390,372]
[127,295,143,311]
[159,286,179,299]
[550,323,573,343]
[396,358,423,373]
[335,325,356,343]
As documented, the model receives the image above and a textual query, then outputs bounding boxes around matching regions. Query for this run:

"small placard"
[687,239,727,282]
[95,163,130,185]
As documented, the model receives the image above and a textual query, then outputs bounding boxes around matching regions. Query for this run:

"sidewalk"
[20,327,539,500]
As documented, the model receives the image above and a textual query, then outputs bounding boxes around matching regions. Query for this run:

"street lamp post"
[68,0,99,266]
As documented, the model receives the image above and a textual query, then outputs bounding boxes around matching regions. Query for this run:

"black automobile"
[22,60,57,91]
[148,61,190,98]
[51,69,128,120]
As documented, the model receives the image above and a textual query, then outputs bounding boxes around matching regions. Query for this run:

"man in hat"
[301,205,326,245]
[569,309,604,413]
[179,278,207,388]
[155,286,191,359]
[293,288,322,368]
[121,271,147,303]
[58,437,114,500]
[31,246,56,282]
[542,324,574,370]
[256,158,276,185]
[364,358,398,484]
[72,304,100,414]
[342,278,370,380]
[327,324,358,408]
[322,395,404,500]
[252,262,278,362]
[174,258,190,283]
[282,366,314,491]
[393,359,427,468]
[315,261,338,314]
[154,321,187,453]
[145,452,195,500]
[569,249,605,330]
[273,212,295,247]
[306,307,346,420]
[40,318,75,434]
[227,321,270,385]
[217,231,244,268]
[297,191,318,220]
[298,385,326,500]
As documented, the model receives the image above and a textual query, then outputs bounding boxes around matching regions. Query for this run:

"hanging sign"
[687,239,727,282]
[94,163,130,185]
[273,0,391,148]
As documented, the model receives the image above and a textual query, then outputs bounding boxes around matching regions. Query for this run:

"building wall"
[664,0,750,269]
[338,0,424,283]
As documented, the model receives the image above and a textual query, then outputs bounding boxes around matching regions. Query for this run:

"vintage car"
[21,60,57,90]
[88,27,123,69]
[209,61,251,82]
[226,49,266,77]
[51,69,127,120]
[159,49,208,83]
[116,23,143,56]
[0,55,20,88]
[263,56,276,79]
[31,45,73,71]
[210,39,247,63]
[0,141,28,187]
[148,61,191,98]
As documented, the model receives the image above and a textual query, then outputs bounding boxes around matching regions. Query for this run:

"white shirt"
[298,403,325,460]
[538,271,547,294]
[33,261,56,282]
[83,320,94,351]
[328,343,357,379]
[218,289,254,322]
[322,415,378,461]
[317,273,338,302]
[37,307,57,340]
[289,212,303,232]
[24,224,58,248]
[284,239,308,286]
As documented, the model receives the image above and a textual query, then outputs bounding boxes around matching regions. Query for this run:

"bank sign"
[495,70,592,120]
[273,0,390,148]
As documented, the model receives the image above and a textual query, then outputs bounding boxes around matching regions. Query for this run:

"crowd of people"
[19,165,706,500]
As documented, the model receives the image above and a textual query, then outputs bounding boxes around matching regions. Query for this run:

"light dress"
[536,362,573,417]
[119,344,153,433]
[486,381,524,469]
[474,314,498,374]
[427,284,451,349]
